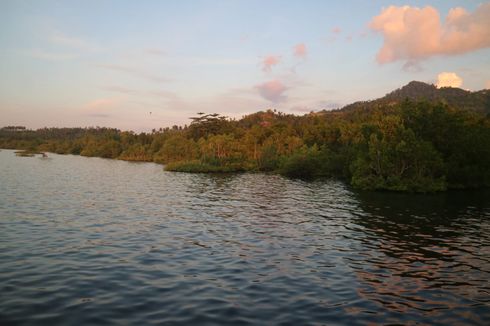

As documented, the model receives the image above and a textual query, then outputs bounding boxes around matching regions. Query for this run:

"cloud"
[145,48,166,56]
[290,105,313,113]
[86,113,111,118]
[104,86,179,101]
[369,3,490,64]
[81,97,121,120]
[485,80,490,89]
[49,30,100,52]
[293,43,307,58]
[316,100,343,109]
[256,80,288,102]
[103,86,138,95]
[325,27,342,43]
[148,90,179,100]
[27,30,98,63]
[85,98,120,110]
[26,49,78,61]
[436,72,463,88]
[239,34,249,42]
[262,55,281,72]
[289,99,343,113]
[189,57,251,66]
[97,64,171,83]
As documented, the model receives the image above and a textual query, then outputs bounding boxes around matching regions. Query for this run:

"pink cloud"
[256,80,288,103]
[85,98,120,110]
[485,80,490,89]
[369,3,490,64]
[293,43,307,58]
[262,55,280,72]
[332,27,342,34]
[103,86,138,95]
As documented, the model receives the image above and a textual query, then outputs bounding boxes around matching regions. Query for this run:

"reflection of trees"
[182,175,358,280]
[356,189,488,235]
[344,189,490,322]
[183,173,240,202]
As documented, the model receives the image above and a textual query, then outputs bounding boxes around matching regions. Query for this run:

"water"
[1,149,489,325]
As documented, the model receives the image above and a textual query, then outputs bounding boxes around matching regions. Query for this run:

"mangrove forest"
[2,81,490,193]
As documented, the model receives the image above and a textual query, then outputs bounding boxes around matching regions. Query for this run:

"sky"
[1,0,489,131]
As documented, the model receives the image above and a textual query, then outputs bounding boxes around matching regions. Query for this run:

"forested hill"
[339,81,490,115]
[1,82,490,193]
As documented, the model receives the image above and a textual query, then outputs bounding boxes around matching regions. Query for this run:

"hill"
[2,81,490,192]
[339,81,490,114]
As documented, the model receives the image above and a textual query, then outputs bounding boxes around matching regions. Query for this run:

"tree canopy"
[2,96,489,193]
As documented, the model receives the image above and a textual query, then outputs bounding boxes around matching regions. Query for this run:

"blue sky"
[1,0,489,131]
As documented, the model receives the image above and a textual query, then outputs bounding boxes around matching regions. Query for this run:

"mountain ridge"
[336,81,490,114]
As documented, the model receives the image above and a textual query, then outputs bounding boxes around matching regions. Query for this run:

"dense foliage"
[2,99,490,192]
[341,81,490,115]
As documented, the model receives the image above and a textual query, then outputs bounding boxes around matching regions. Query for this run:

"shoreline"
[2,147,488,195]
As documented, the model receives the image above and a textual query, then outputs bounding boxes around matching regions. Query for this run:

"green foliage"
[400,101,490,189]
[187,113,233,140]
[119,144,152,161]
[279,145,322,178]
[164,160,245,173]
[351,146,446,192]
[2,100,490,192]
[79,139,120,159]
[350,124,447,192]
[257,144,279,171]
[153,134,197,163]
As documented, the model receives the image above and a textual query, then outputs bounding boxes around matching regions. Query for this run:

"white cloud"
[26,49,78,61]
[97,64,171,83]
[49,30,100,52]
[436,72,463,88]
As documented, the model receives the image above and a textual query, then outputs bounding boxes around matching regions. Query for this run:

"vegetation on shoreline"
[165,160,246,173]
[14,150,46,157]
[15,150,36,157]
[2,82,489,193]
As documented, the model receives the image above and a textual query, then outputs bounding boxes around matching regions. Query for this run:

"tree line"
[1,100,489,192]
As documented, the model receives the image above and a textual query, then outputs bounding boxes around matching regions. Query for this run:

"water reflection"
[0,150,489,325]
[348,190,490,324]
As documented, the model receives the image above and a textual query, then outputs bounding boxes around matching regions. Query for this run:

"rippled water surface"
[1,149,489,325]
